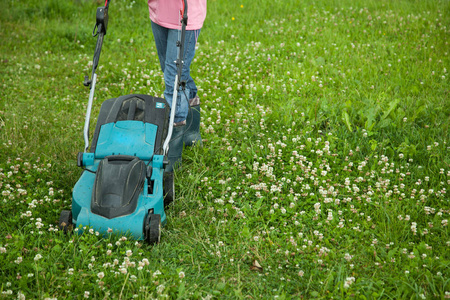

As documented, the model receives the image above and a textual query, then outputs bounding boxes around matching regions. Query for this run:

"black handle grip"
[96,7,109,35]
[106,155,138,162]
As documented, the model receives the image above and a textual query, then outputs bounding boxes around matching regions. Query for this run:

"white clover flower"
[34,254,42,261]
[156,284,165,294]
[327,212,333,221]
[314,202,321,214]
[344,277,355,288]
[153,270,162,278]
[411,222,417,235]
[179,271,185,279]
[17,291,25,300]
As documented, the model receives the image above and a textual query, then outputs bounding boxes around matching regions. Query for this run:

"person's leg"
[152,24,200,123]
[154,26,202,171]
[183,29,201,100]
[152,23,181,171]
[162,29,191,171]
[162,29,190,124]
[151,21,168,73]
[181,29,203,147]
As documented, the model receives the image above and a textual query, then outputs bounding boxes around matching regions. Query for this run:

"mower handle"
[83,2,109,87]
[176,0,188,86]
[82,1,110,152]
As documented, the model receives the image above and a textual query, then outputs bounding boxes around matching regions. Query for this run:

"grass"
[1,0,449,298]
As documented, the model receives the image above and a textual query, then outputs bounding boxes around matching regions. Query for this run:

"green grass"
[1,0,449,298]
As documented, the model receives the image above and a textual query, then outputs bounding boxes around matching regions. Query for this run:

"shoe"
[166,122,185,172]
[184,96,202,147]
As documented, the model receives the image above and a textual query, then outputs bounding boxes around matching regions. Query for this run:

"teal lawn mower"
[59,0,188,244]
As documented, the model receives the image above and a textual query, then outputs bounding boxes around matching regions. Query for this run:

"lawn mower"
[59,0,188,244]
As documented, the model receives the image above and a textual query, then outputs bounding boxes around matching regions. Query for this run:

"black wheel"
[59,210,73,233]
[163,172,175,207]
[144,213,161,245]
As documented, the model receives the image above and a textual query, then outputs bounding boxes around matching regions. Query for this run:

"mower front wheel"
[59,210,73,233]
[144,213,161,245]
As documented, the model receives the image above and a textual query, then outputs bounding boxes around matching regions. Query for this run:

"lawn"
[0,0,449,298]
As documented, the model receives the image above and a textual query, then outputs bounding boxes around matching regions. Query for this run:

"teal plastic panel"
[72,161,167,240]
[95,121,157,159]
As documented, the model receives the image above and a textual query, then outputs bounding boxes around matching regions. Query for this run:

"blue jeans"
[151,21,200,123]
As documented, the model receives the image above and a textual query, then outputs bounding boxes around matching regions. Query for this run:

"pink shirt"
[148,0,207,31]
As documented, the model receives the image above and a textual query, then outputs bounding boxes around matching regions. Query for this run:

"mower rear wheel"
[145,213,161,245]
[163,172,175,207]
[59,210,73,233]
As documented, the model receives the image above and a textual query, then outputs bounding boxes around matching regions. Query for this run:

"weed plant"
[0,0,449,298]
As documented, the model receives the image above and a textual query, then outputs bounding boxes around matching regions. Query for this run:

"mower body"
[70,94,171,240]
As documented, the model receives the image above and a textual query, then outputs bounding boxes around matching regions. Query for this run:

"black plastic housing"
[89,94,170,155]
[91,156,145,219]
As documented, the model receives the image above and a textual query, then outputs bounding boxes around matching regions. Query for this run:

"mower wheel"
[163,172,175,207]
[59,210,73,233]
[145,213,161,245]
